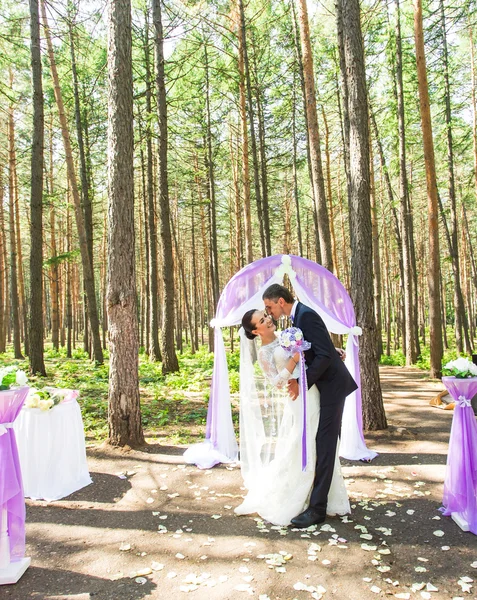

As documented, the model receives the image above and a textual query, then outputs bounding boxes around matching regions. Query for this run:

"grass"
[0,328,470,444]
[0,343,240,445]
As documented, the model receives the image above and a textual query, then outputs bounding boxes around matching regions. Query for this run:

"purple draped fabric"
[441,376,477,534]
[204,254,369,459]
[0,386,29,561]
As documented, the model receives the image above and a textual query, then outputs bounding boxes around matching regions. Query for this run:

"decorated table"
[13,390,92,502]
[0,386,30,585]
[441,376,477,534]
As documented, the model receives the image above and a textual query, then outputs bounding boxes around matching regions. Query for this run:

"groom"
[262,283,357,527]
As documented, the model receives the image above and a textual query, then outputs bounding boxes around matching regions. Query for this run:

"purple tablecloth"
[441,376,477,534]
[0,387,29,561]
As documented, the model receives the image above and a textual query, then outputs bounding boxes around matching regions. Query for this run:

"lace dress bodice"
[258,338,300,388]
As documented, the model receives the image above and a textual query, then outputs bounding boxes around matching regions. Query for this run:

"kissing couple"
[235,283,357,527]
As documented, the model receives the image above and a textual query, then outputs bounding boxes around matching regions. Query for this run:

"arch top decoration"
[184,254,377,469]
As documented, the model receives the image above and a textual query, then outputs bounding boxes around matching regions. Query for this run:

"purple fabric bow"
[0,386,29,562]
[440,376,477,534]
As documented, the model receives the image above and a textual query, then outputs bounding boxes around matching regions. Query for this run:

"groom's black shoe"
[290,507,326,528]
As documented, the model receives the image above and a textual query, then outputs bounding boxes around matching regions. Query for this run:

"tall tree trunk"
[8,76,29,355]
[369,136,383,358]
[322,107,339,277]
[29,0,45,372]
[238,0,266,257]
[152,0,179,374]
[41,0,103,364]
[439,0,472,354]
[251,31,272,256]
[291,1,320,262]
[394,0,417,364]
[296,0,333,271]
[48,115,59,351]
[236,1,253,263]
[292,70,303,257]
[204,41,220,305]
[8,86,23,360]
[68,11,93,357]
[337,0,386,430]
[107,0,144,448]
[413,0,443,378]
[143,11,161,361]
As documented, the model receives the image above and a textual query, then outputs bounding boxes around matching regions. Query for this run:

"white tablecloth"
[13,399,92,501]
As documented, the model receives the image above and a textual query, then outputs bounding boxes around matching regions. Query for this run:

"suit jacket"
[293,302,358,405]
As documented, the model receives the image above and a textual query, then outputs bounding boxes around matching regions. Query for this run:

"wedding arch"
[184,254,377,469]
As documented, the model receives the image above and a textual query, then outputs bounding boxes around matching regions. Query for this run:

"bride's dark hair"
[242,309,258,340]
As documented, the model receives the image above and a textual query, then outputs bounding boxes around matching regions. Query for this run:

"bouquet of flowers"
[25,387,78,411]
[279,327,311,356]
[442,357,477,379]
[0,365,28,390]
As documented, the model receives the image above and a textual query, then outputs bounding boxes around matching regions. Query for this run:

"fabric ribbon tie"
[457,395,472,407]
[0,422,13,436]
[300,354,307,471]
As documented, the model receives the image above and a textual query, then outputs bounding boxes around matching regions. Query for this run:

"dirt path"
[4,366,477,600]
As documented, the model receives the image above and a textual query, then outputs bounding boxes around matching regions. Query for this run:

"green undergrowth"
[0,343,240,445]
[1,333,466,444]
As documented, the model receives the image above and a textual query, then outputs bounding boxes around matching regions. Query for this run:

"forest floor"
[4,366,477,600]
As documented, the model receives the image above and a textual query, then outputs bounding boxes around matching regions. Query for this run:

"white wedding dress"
[235,337,350,526]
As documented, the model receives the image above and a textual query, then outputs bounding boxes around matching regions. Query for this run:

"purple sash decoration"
[0,387,29,562]
[440,376,477,534]
[299,354,307,471]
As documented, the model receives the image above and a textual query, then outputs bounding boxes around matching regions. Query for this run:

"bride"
[234,309,350,526]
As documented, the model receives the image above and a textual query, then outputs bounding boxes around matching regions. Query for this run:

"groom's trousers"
[308,394,346,513]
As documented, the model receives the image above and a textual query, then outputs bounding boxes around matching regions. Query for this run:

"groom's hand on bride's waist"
[287,378,299,401]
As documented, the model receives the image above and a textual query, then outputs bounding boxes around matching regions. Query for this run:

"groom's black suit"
[293,302,357,513]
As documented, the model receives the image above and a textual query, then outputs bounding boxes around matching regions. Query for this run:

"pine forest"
[1,0,477,444]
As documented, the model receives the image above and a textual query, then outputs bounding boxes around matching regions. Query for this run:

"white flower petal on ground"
[432,530,444,537]
[441,546,450,551]
[135,577,147,585]
[151,562,164,571]
[119,543,131,551]
[176,553,185,559]
[394,593,410,599]
[234,583,253,593]
[370,585,381,593]
[411,583,426,592]
[180,584,199,592]
[420,593,431,600]
[415,567,427,573]
[361,543,378,551]
[426,583,438,592]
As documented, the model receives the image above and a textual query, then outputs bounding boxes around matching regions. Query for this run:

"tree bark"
[107,0,144,447]
[143,11,161,361]
[236,0,253,263]
[8,82,23,360]
[296,0,333,271]
[337,0,386,430]
[438,0,472,355]
[41,0,103,363]
[413,0,443,379]
[152,0,179,374]
[394,0,417,364]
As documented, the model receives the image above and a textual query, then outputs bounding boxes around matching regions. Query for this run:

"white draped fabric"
[13,399,92,501]
[184,254,377,468]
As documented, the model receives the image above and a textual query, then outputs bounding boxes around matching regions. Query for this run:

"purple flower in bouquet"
[279,327,311,356]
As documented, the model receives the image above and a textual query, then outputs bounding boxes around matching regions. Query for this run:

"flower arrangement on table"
[25,387,79,411]
[442,357,477,379]
[0,366,28,390]
[279,327,311,356]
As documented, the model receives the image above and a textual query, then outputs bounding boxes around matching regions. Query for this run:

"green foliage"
[380,350,406,367]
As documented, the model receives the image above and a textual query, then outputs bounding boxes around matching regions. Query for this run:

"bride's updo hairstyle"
[242,309,258,340]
